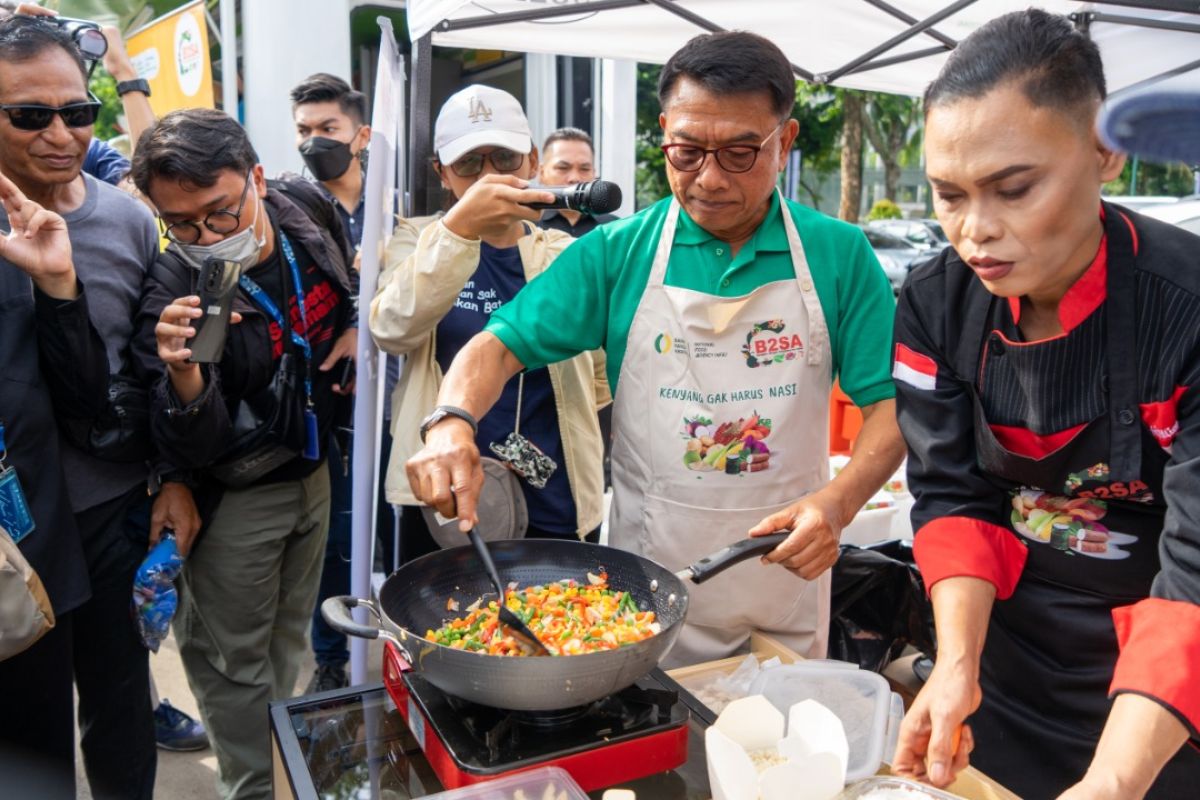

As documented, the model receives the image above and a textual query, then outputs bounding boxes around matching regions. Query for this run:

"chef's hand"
[892,660,979,788]
[407,418,484,532]
[441,174,554,242]
[1055,778,1125,800]
[747,491,842,579]
[150,481,202,557]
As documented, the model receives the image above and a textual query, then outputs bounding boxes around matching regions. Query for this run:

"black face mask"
[299,136,355,182]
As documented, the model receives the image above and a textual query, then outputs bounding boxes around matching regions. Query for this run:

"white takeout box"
[706,695,850,800]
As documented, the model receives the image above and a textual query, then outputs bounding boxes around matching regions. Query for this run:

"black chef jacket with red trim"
[894,203,1200,797]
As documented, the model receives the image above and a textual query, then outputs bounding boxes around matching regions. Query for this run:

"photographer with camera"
[370,86,609,562]
[131,108,356,800]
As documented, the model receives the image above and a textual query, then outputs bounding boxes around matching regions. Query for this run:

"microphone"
[523,180,623,214]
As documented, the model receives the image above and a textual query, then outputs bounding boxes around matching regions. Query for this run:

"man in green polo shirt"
[407,30,905,666]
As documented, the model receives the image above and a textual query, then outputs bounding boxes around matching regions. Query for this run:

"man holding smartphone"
[131,108,357,800]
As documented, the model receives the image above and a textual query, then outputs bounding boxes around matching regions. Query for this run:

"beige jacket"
[369,217,611,537]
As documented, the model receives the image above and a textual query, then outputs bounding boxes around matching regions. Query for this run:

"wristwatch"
[116,78,151,97]
[419,405,478,443]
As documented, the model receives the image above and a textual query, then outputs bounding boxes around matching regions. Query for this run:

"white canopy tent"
[407,1,1200,96]
[401,1,1199,212]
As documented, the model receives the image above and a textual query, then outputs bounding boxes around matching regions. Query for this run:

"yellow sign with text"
[126,0,214,116]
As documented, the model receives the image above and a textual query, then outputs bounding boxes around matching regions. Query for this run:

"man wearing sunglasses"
[407,32,904,667]
[0,13,196,800]
[130,108,356,800]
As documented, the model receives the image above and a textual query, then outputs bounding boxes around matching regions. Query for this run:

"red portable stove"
[382,642,690,792]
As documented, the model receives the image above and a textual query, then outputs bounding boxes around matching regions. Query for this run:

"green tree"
[861,93,922,202]
[1104,160,1195,197]
[839,90,865,223]
[634,63,669,210]
[89,68,123,142]
[790,83,842,208]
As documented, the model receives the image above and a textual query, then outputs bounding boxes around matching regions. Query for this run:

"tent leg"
[409,33,433,216]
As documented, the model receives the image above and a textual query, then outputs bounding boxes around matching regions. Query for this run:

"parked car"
[862,226,929,292]
[867,219,948,250]
[1141,199,1200,236]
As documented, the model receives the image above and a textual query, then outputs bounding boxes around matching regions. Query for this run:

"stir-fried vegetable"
[425,572,661,656]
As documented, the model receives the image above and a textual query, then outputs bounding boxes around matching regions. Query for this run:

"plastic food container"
[837,776,964,798]
[417,767,589,800]
[749,664,905,782]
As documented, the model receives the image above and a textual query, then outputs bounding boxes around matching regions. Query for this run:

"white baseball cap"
[434,85,533,166]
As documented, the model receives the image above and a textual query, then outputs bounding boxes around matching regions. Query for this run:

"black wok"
[323,534,786,711]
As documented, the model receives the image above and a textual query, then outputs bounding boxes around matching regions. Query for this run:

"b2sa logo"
[1077,480,1150,500]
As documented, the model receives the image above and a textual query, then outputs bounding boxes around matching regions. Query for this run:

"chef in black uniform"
[891,10,1200,800]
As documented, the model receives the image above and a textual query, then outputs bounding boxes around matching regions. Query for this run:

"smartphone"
[188,258,242,364]
[337,357,355,388]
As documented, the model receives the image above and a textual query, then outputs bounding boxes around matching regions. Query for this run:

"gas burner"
[512,705,591,730]
[384,644,690,792]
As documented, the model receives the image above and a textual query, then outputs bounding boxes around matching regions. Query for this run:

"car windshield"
[864,229,912,249]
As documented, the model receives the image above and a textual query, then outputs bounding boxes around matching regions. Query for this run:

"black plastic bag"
[828,540,936,673]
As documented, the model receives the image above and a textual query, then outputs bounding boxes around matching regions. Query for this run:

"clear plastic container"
[748,664,905,782]
[837,776,964,798]
[418,766,590,800]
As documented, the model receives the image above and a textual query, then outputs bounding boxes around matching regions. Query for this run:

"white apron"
[610,192,832,667]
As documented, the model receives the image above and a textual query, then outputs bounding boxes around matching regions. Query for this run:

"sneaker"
[305,663,349,694]
[154,699,209,752]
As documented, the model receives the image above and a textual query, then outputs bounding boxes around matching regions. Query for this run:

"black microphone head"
[579,180,622,215]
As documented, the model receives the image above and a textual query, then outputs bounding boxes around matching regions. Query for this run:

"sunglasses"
[448,149,525,177]
[0,93,102,132]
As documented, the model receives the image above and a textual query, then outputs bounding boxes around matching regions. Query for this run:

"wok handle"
[321,596,395,644]
[684,532,791,584]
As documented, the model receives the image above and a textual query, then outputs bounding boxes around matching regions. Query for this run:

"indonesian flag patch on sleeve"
[893,343,938,391]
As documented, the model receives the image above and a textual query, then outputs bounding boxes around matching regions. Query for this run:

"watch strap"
[420,405,478,443]
[116,78,151,97]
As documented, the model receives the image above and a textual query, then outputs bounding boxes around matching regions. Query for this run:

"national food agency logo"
[742,320,803,368]
[653,331,688,356]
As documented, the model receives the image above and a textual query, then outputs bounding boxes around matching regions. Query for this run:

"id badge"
[0,465,36,544]
[302,407,320,461]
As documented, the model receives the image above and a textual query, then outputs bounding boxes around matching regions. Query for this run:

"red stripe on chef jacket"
[1111,598,1200,738]
[913,517,1028,599]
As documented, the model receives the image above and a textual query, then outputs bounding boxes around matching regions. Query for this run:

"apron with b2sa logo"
[609,192,832,667]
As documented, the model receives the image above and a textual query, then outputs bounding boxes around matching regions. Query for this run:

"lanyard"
[239,233,314,407]
[0,418,7,464]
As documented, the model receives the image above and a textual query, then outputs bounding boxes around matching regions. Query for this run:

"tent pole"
[1088,11,1200,35]
[438,0,645,32]
[409,33,433,217]
[640,0,815,80]
[860,0,957,48]
[818,0,978,85]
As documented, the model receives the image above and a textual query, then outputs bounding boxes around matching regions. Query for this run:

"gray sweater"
[54,175,159,511]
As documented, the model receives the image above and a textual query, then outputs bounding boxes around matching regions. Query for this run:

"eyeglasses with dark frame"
[161,170,256,245]
[661,123,785,174]
[447,148,526,178]
[0,93,102,132]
